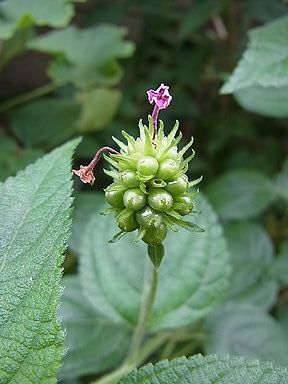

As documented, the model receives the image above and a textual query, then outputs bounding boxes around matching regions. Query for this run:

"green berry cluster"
[104,117,202,245]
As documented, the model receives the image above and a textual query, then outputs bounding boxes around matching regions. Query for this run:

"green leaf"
[234,85,288,118]
[76,88,122,132]
[0,0,75,40]
[147,244,165,269]
[270,240,288,285]
[224,222,277,309]
[0,136,43,181]
[275,158,288,200]
[221,15,288,94]
[77,193,230,330]
[59,275,130,379]
[204,303,288,367]
[221,15,288,117]
[9,98,81,149]
[207,170,276,220]
[0,138,80,383]
[28,25,134,89]
[118,354,288,384]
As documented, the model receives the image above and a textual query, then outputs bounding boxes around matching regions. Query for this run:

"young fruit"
[137,156,159,176]
[117,212,138,232]
[105,183,126,208]
[120,170,139,188]
[123,188,147,211]
[174,193,194,215]
[156,158,179,180]
[136,206,162,228]
[142,223,167,245]
[148,189,173,212]
[165,175,188,196]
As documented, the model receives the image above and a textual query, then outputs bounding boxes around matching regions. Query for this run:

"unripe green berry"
[117,213,138,232]
[105,183,126,208]
[174,193,194,216]
[136,206,162,228]
[166,175,188,196]
[142,223,167,245]
[156,158,179,181]
[120,170,139,188]
[137,156,159,176]
[148,189,173,212]
[123,188,147,211]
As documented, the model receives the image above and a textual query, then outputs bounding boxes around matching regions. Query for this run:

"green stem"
[126,264,159,364]
[92,259,160,384]
[0,82,58,114]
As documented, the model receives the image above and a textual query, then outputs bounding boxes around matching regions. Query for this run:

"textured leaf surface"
[204,303,288,367]
[0,0,74,39]
[0,139,79,383]
[221,15,288,94]
[59,275,130,379]
[118,354,288,384]
[207,170,276,220]
[224,222,277,309]
[29,25,134,89]
[78,193,230,330]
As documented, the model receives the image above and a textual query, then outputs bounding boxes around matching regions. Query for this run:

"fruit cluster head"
[104,116,202,245]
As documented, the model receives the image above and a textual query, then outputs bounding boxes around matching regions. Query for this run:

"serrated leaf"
[28,25,134,89]
[0,0,75,40]
[234,85,288,118]
[59,275,130,379]
[221,15,288,117]
[9,98,81,150]
[118,354,288,384]
[224,222,277,309]
[76,88,122,132]
[204,303,288,367]
[221,15,288,94]
[0,138,80,383]
[207,170,276,220]
[77,193,230,331]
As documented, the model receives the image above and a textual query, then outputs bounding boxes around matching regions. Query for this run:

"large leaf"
[9,98,81,149]
[224,222,277,309]
[206,170,276,220]
[0,0,74,40]
[77,193,230,331]
[118,354,288,384]
[221,15,288,93]
[0,139,79,383]
[221,15,288,117]
[76,88,122,132]
[275,157,288,201]
[59,275,130,379]
[270,240,288,285]
[204,303,288,367]
[28,25,134,89]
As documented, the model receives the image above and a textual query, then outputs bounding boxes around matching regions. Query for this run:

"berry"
[123,188,147,211]
[142,223,167,245]
[117,212,138,232]
[156,158,179,181]
[174,193,194,215]
[105,183,126,208]
[148,189,173,212]
[120,170,139,188]
[136,206,162,228]
[137,156,159,176]
[166,175,188,196]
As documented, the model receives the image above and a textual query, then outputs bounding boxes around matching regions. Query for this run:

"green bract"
[104,116,203,245]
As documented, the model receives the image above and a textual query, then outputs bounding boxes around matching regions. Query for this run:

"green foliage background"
[1,0,288,383]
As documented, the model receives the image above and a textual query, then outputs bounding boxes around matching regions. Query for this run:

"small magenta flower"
[147,83,172,138]
[147,83,172,110]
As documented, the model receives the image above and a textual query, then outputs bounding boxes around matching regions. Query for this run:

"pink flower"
[147,83,172,110]
[72,165,95,185]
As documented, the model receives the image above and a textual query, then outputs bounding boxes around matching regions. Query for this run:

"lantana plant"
[73,83,203,268]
